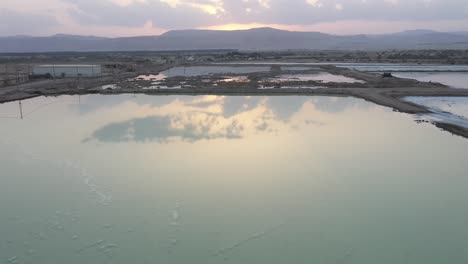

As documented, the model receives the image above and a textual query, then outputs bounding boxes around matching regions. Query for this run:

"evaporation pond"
[1,94,468,264]
[394,72,468,89]
[221,63,468,72]
[159,66,271,77]
[270,73,365,83]
[337,63,468,72]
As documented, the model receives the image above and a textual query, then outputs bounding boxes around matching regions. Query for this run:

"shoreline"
[1,63,468,138]
[3,86,468,137]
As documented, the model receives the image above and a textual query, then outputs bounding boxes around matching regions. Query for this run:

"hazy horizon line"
[1,27,466,39]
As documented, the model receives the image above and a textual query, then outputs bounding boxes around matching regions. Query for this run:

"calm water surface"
[162,66,271,77]
[270,73,365,83]
[394,72,468,89]
[339,64,468,72]
[1,95,468,264]
[223,62,468,72]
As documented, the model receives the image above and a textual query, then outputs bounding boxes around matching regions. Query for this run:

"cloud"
[334,3,343,10]
[155,0,226,15]
[306,0,323,7]
[0,8,59,36]
[86,114,244,143]
[1,0,468,36]
[110,0,148,7]
[64,0,223,28]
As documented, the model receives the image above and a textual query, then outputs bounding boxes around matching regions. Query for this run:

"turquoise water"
[1,95,468,264]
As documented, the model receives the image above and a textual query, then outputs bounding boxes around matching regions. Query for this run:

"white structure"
[33,65,102,78]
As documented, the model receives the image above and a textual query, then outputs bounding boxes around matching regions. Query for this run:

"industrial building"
[33,65,102,78]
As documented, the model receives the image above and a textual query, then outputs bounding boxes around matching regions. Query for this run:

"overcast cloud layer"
[1,0,468,36]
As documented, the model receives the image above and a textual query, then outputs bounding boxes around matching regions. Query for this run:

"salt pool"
[1,95,468,264]
[394,72,468,89]
[269,73,365,83]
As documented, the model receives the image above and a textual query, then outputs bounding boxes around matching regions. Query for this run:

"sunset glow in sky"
[0,0,468,37]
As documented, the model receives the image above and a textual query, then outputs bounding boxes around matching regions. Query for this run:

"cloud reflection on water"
[83,95,366,143]
[85,113,244,143]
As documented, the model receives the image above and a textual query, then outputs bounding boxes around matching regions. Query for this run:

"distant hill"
[390,29,439,36]
[453,31,468,36]
[1,27,468,53]
[51,34,108,41]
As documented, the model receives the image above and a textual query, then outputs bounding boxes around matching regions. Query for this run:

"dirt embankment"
[2,63,468,138]
[434,122,468,138]
[0,64,176,104]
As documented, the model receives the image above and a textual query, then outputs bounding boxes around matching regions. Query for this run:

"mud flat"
[2,63,468,138]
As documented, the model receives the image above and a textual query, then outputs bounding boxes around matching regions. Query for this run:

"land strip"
[1,63,468,138]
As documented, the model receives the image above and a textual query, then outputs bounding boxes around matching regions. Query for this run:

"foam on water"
[213,221,289,258]
[7,256,18,264]
[404,96,468,128]
[77,239,105,253]
[0,137,112,206]
[2,95,468,263]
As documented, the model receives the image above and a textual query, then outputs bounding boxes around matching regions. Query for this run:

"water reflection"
[1,95,468,264]
[222,97,262,118]
[310,96,367,113]
[77,94,188,114]
[84,96,333,143]
[393,72,468,89]
[269,73,365,83]
[86,114,244,143]
[0,95,373,143]
[266,97,308,120]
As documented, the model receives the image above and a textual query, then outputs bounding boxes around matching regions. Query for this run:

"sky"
[0,0,468,37]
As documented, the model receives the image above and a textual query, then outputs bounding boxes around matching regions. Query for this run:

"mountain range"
[1,27,468,53]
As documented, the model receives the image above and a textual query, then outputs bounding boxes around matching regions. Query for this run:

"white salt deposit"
[101,84,119,90]
[268,72,365,83]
